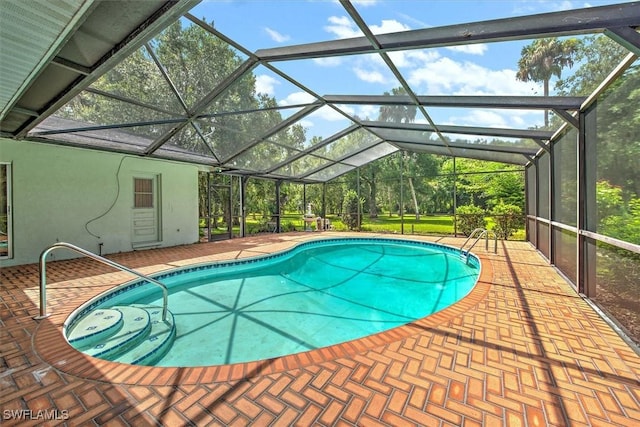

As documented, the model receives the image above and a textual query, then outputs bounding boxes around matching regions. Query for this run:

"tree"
[441,157,524,212]
[556,35,628,97]
[343,190,362,230]
[554,34,640,239]
[377,87,434,219]
[379,87,417,124]
[516,37,580,127]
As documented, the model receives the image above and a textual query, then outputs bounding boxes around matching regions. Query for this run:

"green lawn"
[202,212,526,240]
[358,214,454,234]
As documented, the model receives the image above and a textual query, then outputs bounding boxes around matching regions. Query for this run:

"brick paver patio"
[1,232,639,426]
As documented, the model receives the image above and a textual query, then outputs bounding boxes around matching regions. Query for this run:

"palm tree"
[516,38,580,127]
[378,87,423,219]
[379,87,417,124]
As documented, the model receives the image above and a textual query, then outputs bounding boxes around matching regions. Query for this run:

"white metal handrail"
[460,228,498,263]
[36,242,168,321]
[459,228,486,252]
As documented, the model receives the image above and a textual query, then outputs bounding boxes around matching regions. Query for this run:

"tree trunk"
[408,177,420,220]
[369,179,378,218]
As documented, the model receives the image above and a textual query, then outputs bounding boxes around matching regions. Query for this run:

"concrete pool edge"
[32,237,493,386]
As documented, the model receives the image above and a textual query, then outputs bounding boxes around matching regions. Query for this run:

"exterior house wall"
[0,138,200,267]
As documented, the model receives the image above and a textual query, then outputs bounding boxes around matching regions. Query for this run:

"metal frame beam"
[553,109,579,128]
[390,138,537,156]
[325,95,586,110]
[50,57,92,76]
[256,3,640,61]
[338,0,453,155]
[143,58,258,156]
[605,26,640,56]
[14,0,200,138]
[222,102,323,164]
[360,120,554,141]
[263,124,361,174]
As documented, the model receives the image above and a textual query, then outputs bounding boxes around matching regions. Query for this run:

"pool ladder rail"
[459,228,497,263]
[35,242,169,321]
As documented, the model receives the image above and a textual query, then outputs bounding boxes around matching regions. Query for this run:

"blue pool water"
[69,238,480,366]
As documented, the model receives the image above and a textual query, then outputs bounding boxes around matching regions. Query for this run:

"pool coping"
[32,239,493,386]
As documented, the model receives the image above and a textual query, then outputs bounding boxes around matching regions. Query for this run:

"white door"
[132,176,160,245]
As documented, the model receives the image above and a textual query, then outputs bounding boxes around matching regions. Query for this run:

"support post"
[453,157,457,237]
[579,103,598,296]
[207,172,212,242]
[356,168,361,231]
[275,180,281,233]
[322,182,327,220]
[240,176,248,237]
[400,152,404,235]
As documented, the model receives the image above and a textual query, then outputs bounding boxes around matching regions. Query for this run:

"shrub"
[491,202,523,240]
[282,221,297,232]
[599,197,640,245]
[456,205,486,236]
[245,223,261,235]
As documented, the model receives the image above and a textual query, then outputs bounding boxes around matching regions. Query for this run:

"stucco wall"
[0,138,200,266]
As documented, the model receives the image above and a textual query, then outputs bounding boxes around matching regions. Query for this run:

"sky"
[187,0,634,143]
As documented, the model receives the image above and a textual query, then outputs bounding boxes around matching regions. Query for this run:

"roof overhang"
[0,0,201,137]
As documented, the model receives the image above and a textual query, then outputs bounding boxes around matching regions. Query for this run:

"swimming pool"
[65,238,480,366]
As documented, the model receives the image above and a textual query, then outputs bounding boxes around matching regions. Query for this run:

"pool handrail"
[459,228,486,252]
[36,242,168,321]
[460,228,497,263]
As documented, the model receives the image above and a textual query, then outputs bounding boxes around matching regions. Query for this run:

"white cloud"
[324,16,409,40]
[444,108,543,129]
[396,12,429,29]
[279,91,316,106]
[254,74,279,96]
[389,49,441,68]
[325,16,361,39]
[351,0,379,6]
[512,0,585,14]
[445,44,488,55]
[312,57,343,67]
[355,105,379,121]
[336,104,377,121]
[408,56,540,96]
[353,67,386,84]
[314,105,348,122]
[369,19,410,35]
[448,110,510,128]
[549,1,577,11]
[298,119,314,130]
[264,27,290,43]
[296,105,352,140]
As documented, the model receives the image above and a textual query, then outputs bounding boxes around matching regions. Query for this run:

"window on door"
[134,178,154,208]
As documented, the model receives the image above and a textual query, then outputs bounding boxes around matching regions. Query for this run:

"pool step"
[113,305,175,366]
[67,308,123,349]
[68,305,175,366]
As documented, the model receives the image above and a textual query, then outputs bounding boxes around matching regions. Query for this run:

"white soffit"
[0,0,96,120]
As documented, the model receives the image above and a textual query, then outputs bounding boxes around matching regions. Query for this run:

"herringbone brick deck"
[1,233,639,426]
